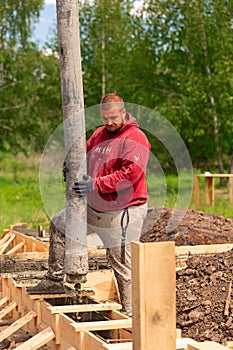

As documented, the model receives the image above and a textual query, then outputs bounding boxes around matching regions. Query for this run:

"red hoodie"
[86,113,151,212]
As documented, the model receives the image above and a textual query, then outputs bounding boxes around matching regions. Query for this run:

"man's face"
[101,107,126,133]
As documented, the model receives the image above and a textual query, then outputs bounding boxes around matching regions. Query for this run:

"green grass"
[189,176,233,218]
[0,154,232,235]
[147,172,233,218]
[0,153,49,234]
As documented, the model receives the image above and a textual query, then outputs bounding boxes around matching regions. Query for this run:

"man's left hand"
[73,175,93,197]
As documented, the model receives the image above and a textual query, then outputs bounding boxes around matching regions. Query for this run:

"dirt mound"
[141,206,233,345]
[141,206,233,245]
[177,250,233,344]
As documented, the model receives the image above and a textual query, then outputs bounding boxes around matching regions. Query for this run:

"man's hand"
[73,175,93,197]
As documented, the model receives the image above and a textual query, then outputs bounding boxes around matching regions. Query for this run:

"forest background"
[0,0,233,230]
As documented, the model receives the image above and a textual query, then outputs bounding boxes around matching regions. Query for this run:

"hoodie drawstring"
[120,208,129,264]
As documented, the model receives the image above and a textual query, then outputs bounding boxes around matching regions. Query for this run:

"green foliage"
[0,0,62,155]
[0,0,233,174]
[0,0,44,48]
[142,0,233,170]
[0,45,62,154]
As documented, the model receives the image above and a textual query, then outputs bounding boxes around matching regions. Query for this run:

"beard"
[105,123,124,133]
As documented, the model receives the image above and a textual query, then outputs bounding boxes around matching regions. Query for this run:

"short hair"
[100,93,124,111]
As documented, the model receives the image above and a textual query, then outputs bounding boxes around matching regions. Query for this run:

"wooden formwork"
[0,224,233,349]
[0,272,132,350]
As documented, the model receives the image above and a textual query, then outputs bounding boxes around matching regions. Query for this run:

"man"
[28,93,150,316]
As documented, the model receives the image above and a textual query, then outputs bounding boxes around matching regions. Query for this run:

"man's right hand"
[73,175,93,197]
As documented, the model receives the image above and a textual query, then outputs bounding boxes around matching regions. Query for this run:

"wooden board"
[48,302,122,314]
[73,319,132,332]
[15,327,55,350]
[187,341,229,349]
[1,228,232,349]
[131,241,176,350]
[0,311,36,342]
[175,243,233,257]
[29,289,95,300]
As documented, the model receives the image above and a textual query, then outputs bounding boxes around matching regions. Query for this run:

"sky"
[32,0,144,48]
[32,1,56,48]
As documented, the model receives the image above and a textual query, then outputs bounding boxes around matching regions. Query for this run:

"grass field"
[0,153,49,233]
[0,153,232,234]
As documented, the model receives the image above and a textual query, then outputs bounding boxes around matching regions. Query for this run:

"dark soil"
[141,206,233,345]
[141,206,233,245]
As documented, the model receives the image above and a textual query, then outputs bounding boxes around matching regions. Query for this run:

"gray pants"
[47,203,147,315]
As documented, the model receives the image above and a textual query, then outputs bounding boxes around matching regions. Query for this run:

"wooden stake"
[131,241,176,350]
[224,281,232,316]
[205,176,215,205]
[230,177,233,205]
[194,175,200,205]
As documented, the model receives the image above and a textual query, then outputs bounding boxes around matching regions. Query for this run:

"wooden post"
[205,176,215,206]
[194,175,200,205]
[56,0,88,282]
[229,177,233,205]
[131,241,176,350]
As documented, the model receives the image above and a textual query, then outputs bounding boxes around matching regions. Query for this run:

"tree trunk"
[229,154,233,174]
[56,0,88,282]
[101,0,106,96]
[200,22,226,186]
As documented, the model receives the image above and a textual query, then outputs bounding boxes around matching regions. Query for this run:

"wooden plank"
[12,230,49,252]
[107,309,130,320]
[4,251,49,260]
[29,289,94,300]
[103,342,132,349]
[84,331,109,350]
[106,310,132,341]
[0,233,12,247]
[41,301,53,328]
[196,174,233,178]
[176,338,198,349]
[0,300,17,320]
[131,241,176,350]
[187,341,229,349]
[175,243,233,257]
[0,229,10,239]
[48,302,122,314]
[226,341,233,349]
[81,269,119,302]
[73,319,132,332]
[5,241,24,255]
[59,313,84,349]
[52,313,61,344]
[14,326,55,350]
[0,233,15,255]
[0,310,36,342]
[0,296,9,308]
